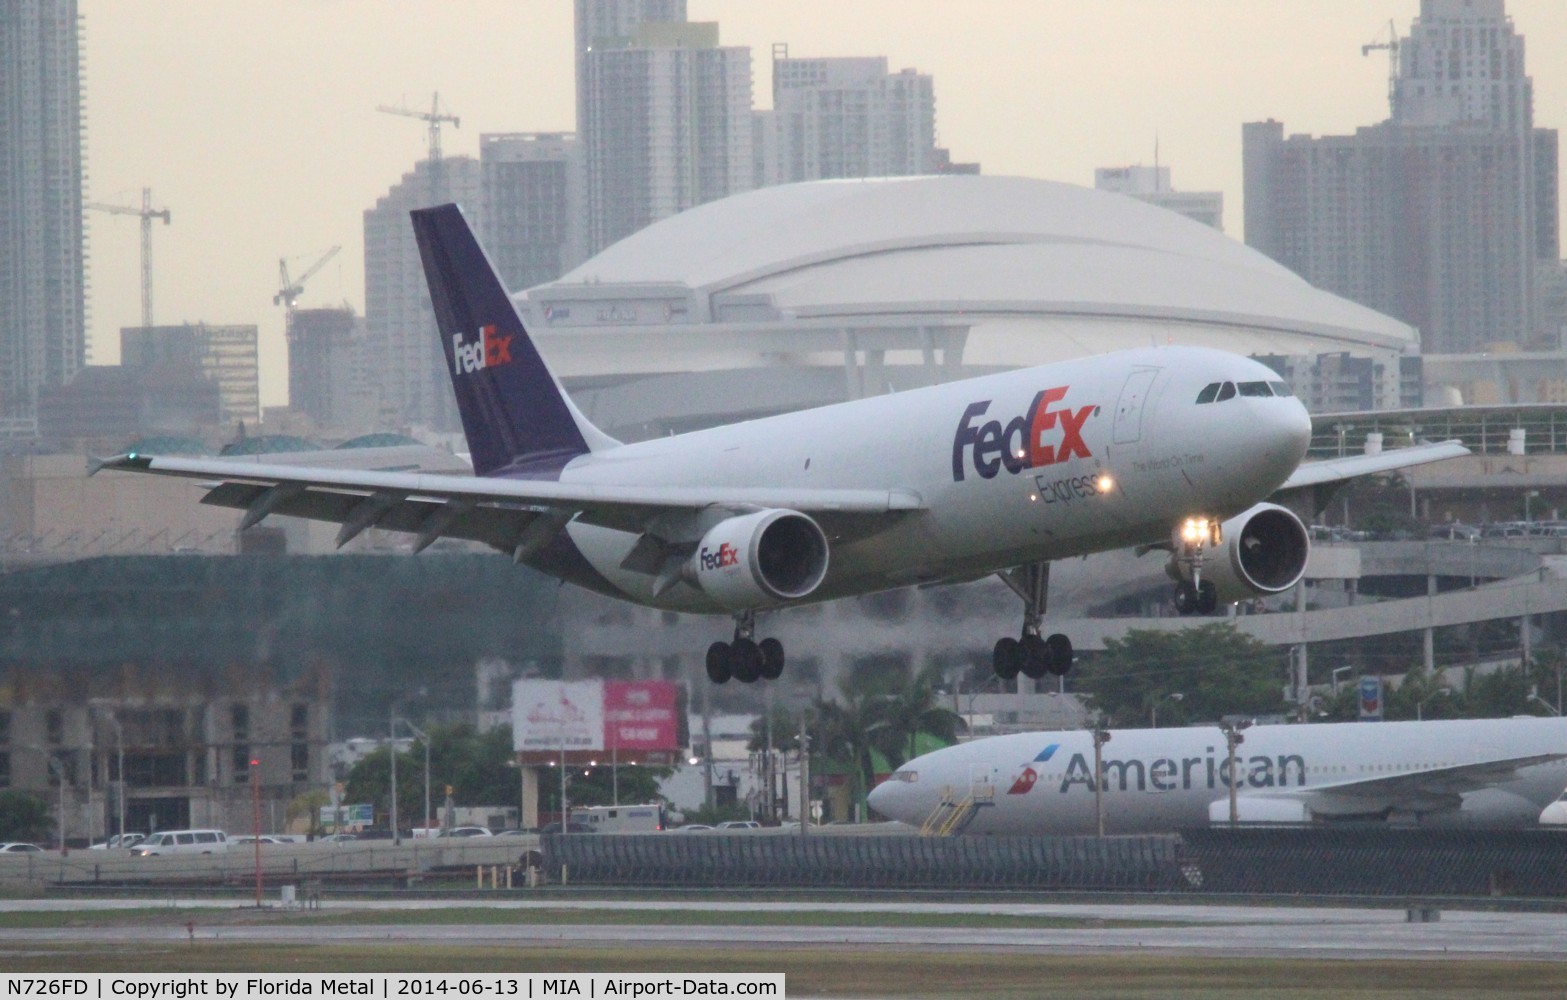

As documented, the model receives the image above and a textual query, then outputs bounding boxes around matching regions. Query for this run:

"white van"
[131,829,230,856]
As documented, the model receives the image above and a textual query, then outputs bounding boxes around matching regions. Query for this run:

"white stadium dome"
[522,175,1415,436]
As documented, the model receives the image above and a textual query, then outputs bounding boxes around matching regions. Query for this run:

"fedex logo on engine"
[451,324,514,376]
[952,386,1095,482]
[699,543,740,572]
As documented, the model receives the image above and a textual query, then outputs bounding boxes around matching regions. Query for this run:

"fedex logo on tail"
[451,325,514,376]
[952,386,1095,482]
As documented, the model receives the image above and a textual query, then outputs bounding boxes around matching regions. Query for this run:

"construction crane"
[85,187,171,329]
[1362,19,1400,117]
[378,92,461,205]
[274,245,342,342]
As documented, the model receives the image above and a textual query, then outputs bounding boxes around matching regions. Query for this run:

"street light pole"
[388,706,400,846]
[1219,720,1252,827]
[1091,720,1112,837]
[403,720,433,834]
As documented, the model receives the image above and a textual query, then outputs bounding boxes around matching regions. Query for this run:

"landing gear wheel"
[731,638,763,683]
[1196,580,1219,615]
[758,637,785,680]
[1044,633,1074,676]
[1173,580,1200,615]
[705,642,732,684]
[1018,633,1049,680]
[992,637,1022,680]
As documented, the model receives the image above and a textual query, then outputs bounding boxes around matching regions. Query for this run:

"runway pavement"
[2,898,1566,961]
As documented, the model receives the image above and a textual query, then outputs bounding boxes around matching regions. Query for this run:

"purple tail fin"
[411,203,610,478]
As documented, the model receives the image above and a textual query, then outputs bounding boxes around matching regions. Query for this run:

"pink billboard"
[603,680,680,752]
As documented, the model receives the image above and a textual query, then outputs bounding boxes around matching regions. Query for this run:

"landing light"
[1096,473,1114,493]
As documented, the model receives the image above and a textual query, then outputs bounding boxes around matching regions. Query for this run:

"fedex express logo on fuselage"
[451,324,514,376]
[952,386,1095,482]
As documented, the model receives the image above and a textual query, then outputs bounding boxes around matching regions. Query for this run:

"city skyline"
[79,1,1567,410]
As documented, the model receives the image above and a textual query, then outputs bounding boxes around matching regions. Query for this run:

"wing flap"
[1270,751,1566,817]
[102,453,920,551]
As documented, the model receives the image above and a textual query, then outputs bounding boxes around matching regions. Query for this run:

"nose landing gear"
[705,611,785,684]
[1171,516,1221,615]
[991,563,1074,681]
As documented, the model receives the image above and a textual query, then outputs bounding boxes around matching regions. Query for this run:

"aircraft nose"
[867,775,912,822]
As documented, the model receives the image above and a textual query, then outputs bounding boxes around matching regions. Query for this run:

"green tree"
[1077,624,1288,725]
[812,684,892,822]
[874,662,965,768]
[0,790,52,842]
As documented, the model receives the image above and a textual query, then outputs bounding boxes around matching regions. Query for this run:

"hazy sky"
[80,1,1567,409]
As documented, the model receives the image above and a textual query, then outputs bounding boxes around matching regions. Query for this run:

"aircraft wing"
[1263,750,1567,817]
[1275,439,1470,494]
[92,453,923,554]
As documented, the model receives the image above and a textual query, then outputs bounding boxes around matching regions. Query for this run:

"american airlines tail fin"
[411,203,616,478]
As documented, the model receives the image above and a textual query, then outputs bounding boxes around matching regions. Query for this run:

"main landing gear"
[705,610,785,685]
[992,563,1073,681]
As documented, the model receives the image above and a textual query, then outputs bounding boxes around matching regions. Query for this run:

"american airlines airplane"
[868,717,1567,834]
[97,204,1466,685]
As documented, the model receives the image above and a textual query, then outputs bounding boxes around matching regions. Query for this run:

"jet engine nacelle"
[1169,502,1309,604]
[687,509,830,611]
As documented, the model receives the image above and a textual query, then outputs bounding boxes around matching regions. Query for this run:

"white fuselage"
[552,346,1311,613]
[869,718,1567,834]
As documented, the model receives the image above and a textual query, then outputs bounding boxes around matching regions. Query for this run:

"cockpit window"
[1269,381,1293,397]
[1238,381,1273,398]
[1195,383,1221,404]
[1215,381,1236,401]
[888,770,918,783]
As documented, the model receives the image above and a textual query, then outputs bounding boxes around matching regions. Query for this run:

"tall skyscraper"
[1244,0,1558,355]
[578,7,753,254]
[755,53,936,187]
[287,307,366,433]
[480,133,584,292]
[0,0,85,438]
[363,157,482,432]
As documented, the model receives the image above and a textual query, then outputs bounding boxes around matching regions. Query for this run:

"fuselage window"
[1215,382,1236,401]
[1268,381,1293,397]
[1238,381,1273,398]
[1195,383,1221,404]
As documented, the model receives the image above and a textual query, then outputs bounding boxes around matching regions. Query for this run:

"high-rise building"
[1243,0,1558,356]
[0,0,85,438]
[755,52,936,187]
[362,157,482,432]
[480,133,584,292]
[1094,165,1223,230]
[121,323,260,428]
[579,13,753,254]
[287,307,369,433]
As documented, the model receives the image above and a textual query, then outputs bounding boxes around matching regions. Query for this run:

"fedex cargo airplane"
[868,717,1567,833]
[98,204,1466,685]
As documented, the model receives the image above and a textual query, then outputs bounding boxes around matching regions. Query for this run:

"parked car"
[675,824,714,833]
[0,842,43,853]
[716,820,762,830]
[436,826,493,838]
[319,833,357,843]
[89,833,145,851]
[231,835,286,846]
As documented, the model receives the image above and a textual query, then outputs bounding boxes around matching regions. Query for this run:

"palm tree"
[875,662,965,769]
[812,683,892,822]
